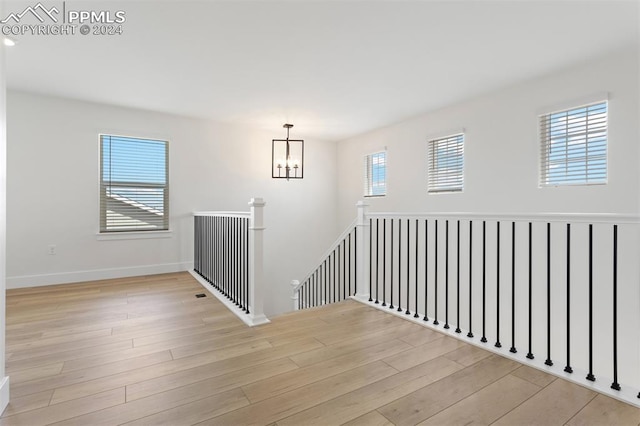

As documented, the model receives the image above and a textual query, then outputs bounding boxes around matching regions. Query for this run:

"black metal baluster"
[313,270,316,307]
[434,219,439,326]
[468,220,474,338]
[238,218,243,310]
[234,217,239,305]
[398,219,402,312]
[221,217,225,295]
[586,224,595,381]
[221,217,226,296]
[242,218,246,310]
[322,262,326,306]
[210,217,214,287]
[382,219,387,307]
[545,222,553,366]
[406,219,411,315]
[333,249,337,303]
[338,240,343,301]
[390,219,395,310]
[611,225,620,391]
[445,220,450,329]
[369,219,373,302]
[496,221,501,348]
[320,260,324,307]
[564,223,572,373]
[527,222,533,359]
[424,219,429,322]
[226,216,230,297]
[481,220,487,343]
[349,232,352,296]
[456,220,461,333]
[212,216,216,285]
[343,238,346,300]
[317,267,321,307]
[510,221,517,353]
[329,252,332,304]
[414,219,419,318]
[375,219,379,304]
[354,227,357,296]
[245,217,250,313]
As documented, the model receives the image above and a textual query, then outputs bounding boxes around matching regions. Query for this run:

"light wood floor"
[2,272,639,426]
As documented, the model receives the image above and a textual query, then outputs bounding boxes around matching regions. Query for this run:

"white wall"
[6,91,338,316]
[0,0,10,411]
[336,47,640,225]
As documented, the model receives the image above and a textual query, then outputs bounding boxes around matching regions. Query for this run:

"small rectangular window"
[539,101,607,186]
[100,135,169,232]
[427,133,464,193]
[364,151,386,197]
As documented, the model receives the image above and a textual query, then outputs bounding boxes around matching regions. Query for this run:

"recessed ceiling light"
[3,37,16,47]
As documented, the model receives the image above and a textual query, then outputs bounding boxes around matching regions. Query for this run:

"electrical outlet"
[48,245,57,255]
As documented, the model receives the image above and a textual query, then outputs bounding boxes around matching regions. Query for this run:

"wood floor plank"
[417,373,541,425]
[566,394,640,425]
[124,338,323,401]
[242,338,412,403]
[51,387,248,426]
[7,329,114,353]
[0,388,125,426]
[276,356,464,426]
[200,361,399,426]
[288,321,425,368]
[378,354,521,426]
[122,388,249,426]
[50,339,273,404]
[397,327,446,347]
[126,357,299,402]
[492,378,598,425]
[7,363,63,385]
[0,390,53,418]
[12,351,173,399]
[441,343,492,366]
[341,411,394,426]
[6,340,134,372]
[510,364,557,388]
[382,335,464,371]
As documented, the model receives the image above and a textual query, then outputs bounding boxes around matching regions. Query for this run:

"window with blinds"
[427,133,464,193]
[539,101,607,186]
[100,135,169,232]
[364,151,386,197]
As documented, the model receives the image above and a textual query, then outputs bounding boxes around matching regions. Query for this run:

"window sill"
[96,230,173,241]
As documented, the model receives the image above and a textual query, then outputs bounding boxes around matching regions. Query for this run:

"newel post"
[249,198,269,325]
[291,280,300,311]
[355,200,370,300]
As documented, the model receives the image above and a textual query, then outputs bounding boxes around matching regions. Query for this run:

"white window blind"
[427,133,464,193]
[539,101,607,186]
[364,151,386,197]
[100,135,169,232]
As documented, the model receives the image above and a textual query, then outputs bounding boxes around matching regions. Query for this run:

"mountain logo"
[1,2,60,24]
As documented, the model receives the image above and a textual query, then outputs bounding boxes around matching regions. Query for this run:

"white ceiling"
[5,0,639,141]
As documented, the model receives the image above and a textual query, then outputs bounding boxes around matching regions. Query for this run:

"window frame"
[427,133,464,194]
[364,150,387,197]
[99,134,170,234]
[538,100,608,187]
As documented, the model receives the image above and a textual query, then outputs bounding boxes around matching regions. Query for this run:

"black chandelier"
[272,123,304,180]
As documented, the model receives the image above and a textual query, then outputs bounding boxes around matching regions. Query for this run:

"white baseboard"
[6,262,193,289]
[0,376,9,415]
